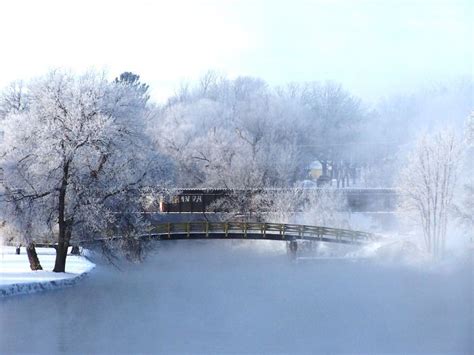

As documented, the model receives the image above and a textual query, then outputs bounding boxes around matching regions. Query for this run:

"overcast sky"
[0,0,472,102]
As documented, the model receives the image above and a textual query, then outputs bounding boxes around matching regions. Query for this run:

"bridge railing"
[146,221,376,243]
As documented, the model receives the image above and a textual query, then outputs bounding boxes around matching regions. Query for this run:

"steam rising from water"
[0,240,471,354]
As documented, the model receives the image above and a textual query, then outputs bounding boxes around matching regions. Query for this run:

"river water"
[0,241,472,354]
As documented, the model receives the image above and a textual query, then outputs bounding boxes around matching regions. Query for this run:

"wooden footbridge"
[79,221,378,246]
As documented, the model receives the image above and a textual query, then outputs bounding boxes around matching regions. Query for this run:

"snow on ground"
[0,246,95,297]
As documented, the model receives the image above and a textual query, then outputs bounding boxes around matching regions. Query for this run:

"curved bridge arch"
[81,222,379,246]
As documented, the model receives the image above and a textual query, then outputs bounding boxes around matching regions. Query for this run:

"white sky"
[0,0,472,102]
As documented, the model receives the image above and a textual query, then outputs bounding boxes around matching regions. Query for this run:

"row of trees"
[151,72,473,189]
[149,72,370,189]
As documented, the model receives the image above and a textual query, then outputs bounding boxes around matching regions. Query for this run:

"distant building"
[308,161,323,180]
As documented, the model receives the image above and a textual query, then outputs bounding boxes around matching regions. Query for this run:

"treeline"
[150,73,368,189]
[150,71,472,188]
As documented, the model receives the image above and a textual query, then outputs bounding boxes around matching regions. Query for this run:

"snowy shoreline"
[0,246,95,298]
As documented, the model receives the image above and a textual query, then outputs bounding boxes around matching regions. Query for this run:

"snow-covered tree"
[1,189,50,270]
[0,81,28,120]
[0,70,156,272]
[453,113,474,240]
[466,111,474,144]
[397,129,462,258]
[357,78,473,188]
[0,81,47,270]
[149,75,302,190]
[300,188,349,228]
[249,188,347,226]
[295,81,368,186]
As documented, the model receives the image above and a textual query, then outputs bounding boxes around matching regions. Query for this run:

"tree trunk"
[26,243,43,271]
[54,225,73,272]
[53,241,69,272]
[53,160,71,273]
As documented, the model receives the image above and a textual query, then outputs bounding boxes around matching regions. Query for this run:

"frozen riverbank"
[0,246,95,297]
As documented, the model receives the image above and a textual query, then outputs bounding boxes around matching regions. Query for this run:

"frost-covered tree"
[149,75,302,189]
[1,189,50,270]
[0,81,46,270]
[456,185,474,239]
[0,81,28,120]
[249,188,347,226]
[454,113,474,240]
[397,129,462,258]
[210,186,349,227]
[361,78,473,187]
[0,70,156,272]
[295,81,368,186]
[299,188,349,228]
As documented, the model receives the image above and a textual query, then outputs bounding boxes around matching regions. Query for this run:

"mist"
[1,241,472,354]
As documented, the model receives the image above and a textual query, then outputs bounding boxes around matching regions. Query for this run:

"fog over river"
[1,241,472,354]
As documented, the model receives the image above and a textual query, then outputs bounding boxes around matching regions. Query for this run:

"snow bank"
[0,246,95,297]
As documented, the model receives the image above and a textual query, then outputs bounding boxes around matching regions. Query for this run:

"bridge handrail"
[146,222,376,241]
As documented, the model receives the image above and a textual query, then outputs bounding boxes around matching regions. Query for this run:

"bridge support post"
[287,240,298,260]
